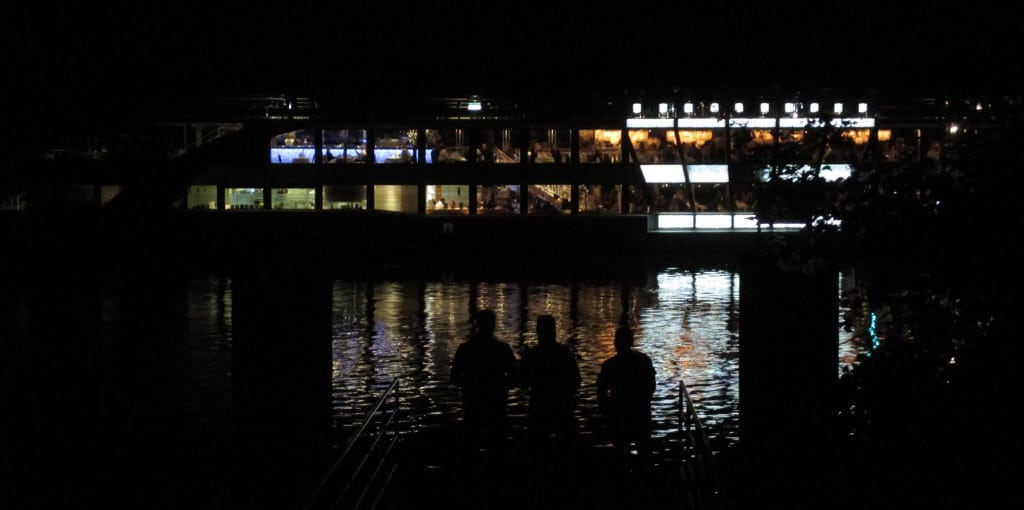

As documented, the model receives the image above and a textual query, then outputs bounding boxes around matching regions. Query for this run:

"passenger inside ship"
[661,143,679,162]
[551,144,562,164]
[670,189,689,211]
[480,143,494,163]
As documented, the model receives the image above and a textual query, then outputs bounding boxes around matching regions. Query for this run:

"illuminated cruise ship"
[1,92,995,268]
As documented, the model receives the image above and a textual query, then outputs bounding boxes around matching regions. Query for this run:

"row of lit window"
[634,101,870,118]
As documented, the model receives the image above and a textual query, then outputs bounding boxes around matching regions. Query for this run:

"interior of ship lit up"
[4,93,990,233]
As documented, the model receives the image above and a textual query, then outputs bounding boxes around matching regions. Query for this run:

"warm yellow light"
[628,130,650,146]
[752,130,775,144]
[595,129,622,146]
[842,129,872,145]
[666,130,714,146]
[877,129,892,142]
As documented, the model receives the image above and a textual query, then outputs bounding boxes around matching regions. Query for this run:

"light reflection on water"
[326,268,864,450]
[6,270,866,444]
[1,266,866,507]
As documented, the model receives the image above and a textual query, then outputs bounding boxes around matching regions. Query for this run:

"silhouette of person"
[480,142,495,163]
[431,141,443,164]
[450,309,519,450]
[596,325,656,467]
[520,314,581,446]
[550,144,563,164]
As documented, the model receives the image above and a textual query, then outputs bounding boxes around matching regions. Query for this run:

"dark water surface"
[0,262,864,508]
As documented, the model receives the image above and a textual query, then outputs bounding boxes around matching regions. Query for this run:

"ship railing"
[303,378,403,510]
[678,379,726,510]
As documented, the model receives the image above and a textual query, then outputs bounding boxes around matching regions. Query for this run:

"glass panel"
[524,128,569,164]
[552,129,570,164]
[496,128,519,163]
[692,183,729,212]
[224,188,263,210]
[528,184,571,214]
[629,129,666,163]
[647,183,730,213]
[920,127,946,162]
[271,188,315,210]
[426,185,469,214]
[57,185,94,208]
[186,185,218,210]
[373,185,417,213]
[374,129,417,164]
[270,130,315,164]
[323,185,366,210]
[578,184,621,214]
[649,184,690,212]
[427,128,472,164]
[2,188,28,210]
[100,185,121,207]
[581,129,621,163]
[876,128,919,162]
[731,127,759,160]
[322,129,368,163]
[733,183,756,213]
[704,130,728,162]
[662,129,720,162]
[477,184,519,214]
[821,130,863,163]
[472,128,505,163]
[579,129,597,163]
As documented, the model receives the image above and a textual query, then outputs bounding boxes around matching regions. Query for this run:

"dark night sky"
[5,2,1020,124]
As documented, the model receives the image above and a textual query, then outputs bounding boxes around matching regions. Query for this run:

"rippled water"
[0,265,864,508]
[330,272,747,445]
[328,269,862,446]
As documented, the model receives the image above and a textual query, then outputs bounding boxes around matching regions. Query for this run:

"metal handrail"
[303,377,403,510]
[679,379,722,509]
[679,380,713,456]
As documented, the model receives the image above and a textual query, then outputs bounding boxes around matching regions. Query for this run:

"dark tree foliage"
[837,99,1017,410]
[749,96,1021,504]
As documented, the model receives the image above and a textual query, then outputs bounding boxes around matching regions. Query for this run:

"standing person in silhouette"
[597,325,656,467]
[450,309,519,450]
[520,314,581,447]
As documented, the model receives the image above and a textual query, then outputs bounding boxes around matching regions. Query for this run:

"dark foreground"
[373,415,1016,510]
[371,420,709,510]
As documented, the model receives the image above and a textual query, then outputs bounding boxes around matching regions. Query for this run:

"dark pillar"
[520,180,529,215]
[365,129,376,166]
[231,271,334,509]
[570,127,580,165]
[416,128,427,165]
[519,129,530,215]
[736,258,839,503]
[314,128,323,165]
[570,182,580,214]
[12,270,106,506]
